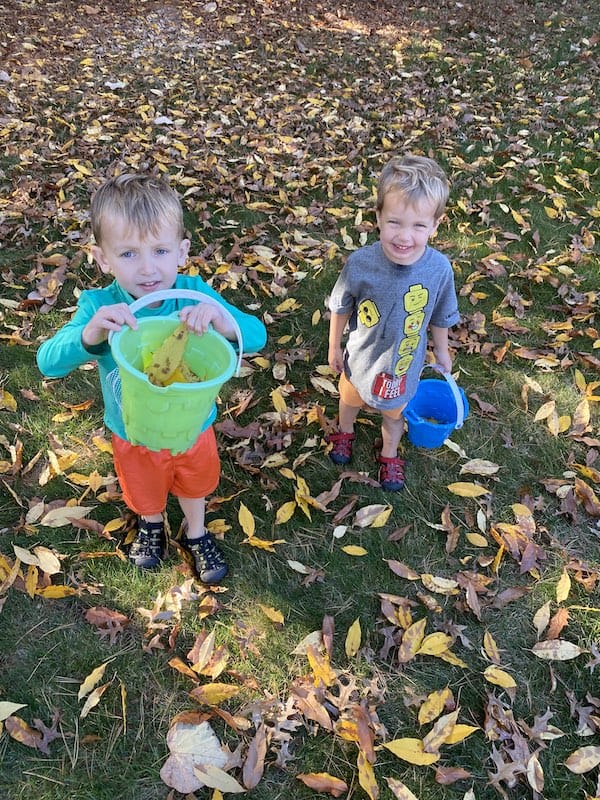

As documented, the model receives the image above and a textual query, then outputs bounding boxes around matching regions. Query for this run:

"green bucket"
[110,289,242,455]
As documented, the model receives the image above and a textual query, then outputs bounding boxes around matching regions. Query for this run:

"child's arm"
[328,311,350,374]
[430,324,452,372]
[37,292,136,378]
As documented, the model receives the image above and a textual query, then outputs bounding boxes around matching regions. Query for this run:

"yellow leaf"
[271,387,288,412]
[242,535,285,551]
[0,390,17,411]
[190,683,241,706]
[345,618,361,657]
[384,737,440,765]
[483,665,516,689]
[444,723,479,744]
[556,569,571,603]
[259,604,284,625]
[78,662,109,700]
[80,682,110,718]
[397,618,427,663]
[357,750,379,800]
[447,482,490,497]
[307,646,337,687]
[341,545,367,556]
[238,502,255,537]
[466,532,488,547]
[25,565,38,599]
[483,630,502,664]
[36,585,78,598]
[418,687,452,724]
[275,501,296,525]
[423,709,459,753]
[417,632,453,656]
[544,206,559,218]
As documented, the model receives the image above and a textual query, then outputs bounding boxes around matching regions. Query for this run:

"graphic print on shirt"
[370,283,430,401]
[357,299,380,328]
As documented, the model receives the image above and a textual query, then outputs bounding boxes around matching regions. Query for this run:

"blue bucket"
[404,365,469,449]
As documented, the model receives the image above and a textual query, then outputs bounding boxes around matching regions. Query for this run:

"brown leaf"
[243,723,267,789]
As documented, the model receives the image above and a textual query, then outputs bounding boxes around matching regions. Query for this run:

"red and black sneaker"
[326,431,355,465]
[377,455,406,491]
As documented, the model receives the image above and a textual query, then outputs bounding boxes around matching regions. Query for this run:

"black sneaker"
[128,518,166,569]
[181,532,228,584]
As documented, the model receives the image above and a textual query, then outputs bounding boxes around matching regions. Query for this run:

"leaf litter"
[0,0,599,797]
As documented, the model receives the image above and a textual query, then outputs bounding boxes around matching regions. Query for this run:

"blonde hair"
[376,155,449,219]
[90,174,185,245]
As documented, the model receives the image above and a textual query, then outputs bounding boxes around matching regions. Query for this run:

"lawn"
[0,0,599,798]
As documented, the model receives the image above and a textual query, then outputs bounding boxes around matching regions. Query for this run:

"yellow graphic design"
[396,284,429,377]
[358,299,380,328]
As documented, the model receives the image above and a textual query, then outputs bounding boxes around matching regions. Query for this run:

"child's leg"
[112,435,169,569]
[377,407,407,491]
[177,495,228,584]
[337,372,363,432]
[177,496,206,539]
[380,412,405,458]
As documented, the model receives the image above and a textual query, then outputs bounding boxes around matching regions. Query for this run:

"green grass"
[1,0,600,798]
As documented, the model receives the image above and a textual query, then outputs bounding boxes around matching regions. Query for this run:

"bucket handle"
[422,364,466,429]
[111,288,243,376]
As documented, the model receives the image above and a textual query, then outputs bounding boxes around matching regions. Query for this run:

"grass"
[1,0,600,798]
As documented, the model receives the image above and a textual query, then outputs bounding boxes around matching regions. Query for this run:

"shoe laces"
[379,457,405,482]
[134,522,164,556]
[187,534,225,570]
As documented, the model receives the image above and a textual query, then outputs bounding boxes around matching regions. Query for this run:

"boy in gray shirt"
[327,154,459,490]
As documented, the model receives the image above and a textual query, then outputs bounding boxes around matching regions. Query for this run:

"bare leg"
[380,413,405,459]
[338,397,361,433]
[178,496,206,539]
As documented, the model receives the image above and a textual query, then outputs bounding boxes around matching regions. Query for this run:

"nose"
[138,252,154,274]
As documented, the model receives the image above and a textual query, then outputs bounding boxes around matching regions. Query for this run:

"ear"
[178,238,191,266]
[91,245,112,275]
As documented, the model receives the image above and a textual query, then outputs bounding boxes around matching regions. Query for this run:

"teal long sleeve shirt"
[37,275,267,442]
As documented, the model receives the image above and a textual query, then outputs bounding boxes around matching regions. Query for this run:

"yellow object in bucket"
[110,289,242,455]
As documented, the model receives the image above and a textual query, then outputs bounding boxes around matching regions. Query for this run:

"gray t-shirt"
[328,241,459,410]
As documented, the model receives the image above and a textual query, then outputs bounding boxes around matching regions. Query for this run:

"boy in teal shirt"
[38,174,267,583]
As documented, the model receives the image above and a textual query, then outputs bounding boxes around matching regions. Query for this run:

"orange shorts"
[112,427,220,515]
[339,372,406,421]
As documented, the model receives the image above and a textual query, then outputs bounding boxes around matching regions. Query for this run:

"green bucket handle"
[422,364,466,429]
[111,288,243,376]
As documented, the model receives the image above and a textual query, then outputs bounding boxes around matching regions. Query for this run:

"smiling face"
[376,191,440,266]
[91,216,190,300]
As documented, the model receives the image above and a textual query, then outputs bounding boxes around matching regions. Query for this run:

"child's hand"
[180,303,234,339]
[82,303,138,347]
[328,346,345,374]
[433,347,452,373]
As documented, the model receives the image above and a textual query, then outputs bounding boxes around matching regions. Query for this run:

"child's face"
[376,191,440,265]
[91,217,190,299]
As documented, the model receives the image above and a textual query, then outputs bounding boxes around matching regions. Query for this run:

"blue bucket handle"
[422,364,466,429]
[109,288,243,376]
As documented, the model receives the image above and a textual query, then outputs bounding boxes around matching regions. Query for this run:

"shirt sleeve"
[36,291,106,378]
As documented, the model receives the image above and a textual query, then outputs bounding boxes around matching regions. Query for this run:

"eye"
[120,250,135,258]
[155,248,169,256]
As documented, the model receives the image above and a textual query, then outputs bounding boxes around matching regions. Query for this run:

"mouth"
[138,281,162,291]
